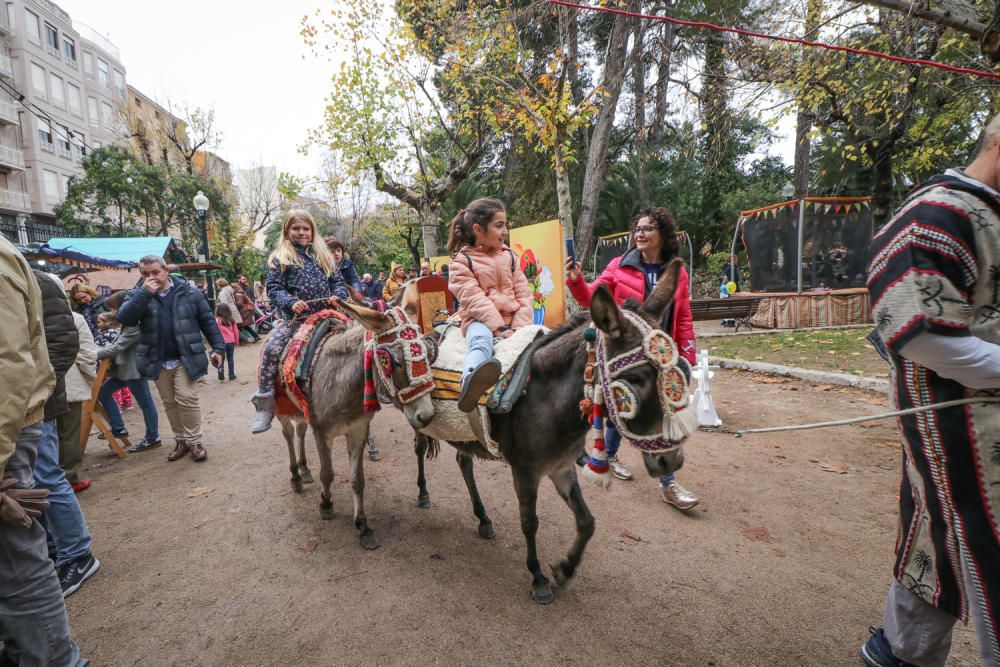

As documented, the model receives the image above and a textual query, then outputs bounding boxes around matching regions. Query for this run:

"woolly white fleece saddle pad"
[422,323,547,457]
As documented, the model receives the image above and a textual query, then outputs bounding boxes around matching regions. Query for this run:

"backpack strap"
[459,250,475,274]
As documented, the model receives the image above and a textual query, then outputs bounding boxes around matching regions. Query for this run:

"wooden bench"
[690,297,763,332]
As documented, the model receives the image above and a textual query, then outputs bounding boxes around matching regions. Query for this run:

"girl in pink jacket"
[447,198,533,412]
[214,304,240,382]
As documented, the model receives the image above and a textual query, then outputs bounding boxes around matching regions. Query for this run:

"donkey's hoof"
[531,582,555,605]
[320,506,335,520]
[359,531,380,550]
[478,522,496,540]
[291,479,304,494]
[300,469,314,484]
[550,561,573,586]
[417,494,431,509]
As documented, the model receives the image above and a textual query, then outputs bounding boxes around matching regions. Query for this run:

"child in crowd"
[446,198,533,412]
[215,303,240,381]
[95,311,133,410]
[251,210,345,433]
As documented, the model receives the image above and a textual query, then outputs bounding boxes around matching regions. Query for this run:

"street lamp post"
[193,190,212,301]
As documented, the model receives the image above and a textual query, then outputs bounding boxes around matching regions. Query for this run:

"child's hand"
[328,296,340,306]
[565,258,581,281]
[291,300,309,314]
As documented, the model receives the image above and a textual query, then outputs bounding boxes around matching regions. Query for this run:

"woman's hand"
[291,300,309,314]
[565,258,581,282]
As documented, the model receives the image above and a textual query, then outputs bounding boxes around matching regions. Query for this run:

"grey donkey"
[339,259,693,603]
[278,322,435,549]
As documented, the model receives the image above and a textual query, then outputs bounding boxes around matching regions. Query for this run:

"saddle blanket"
[278,310,349,420]
[422,324,546,457]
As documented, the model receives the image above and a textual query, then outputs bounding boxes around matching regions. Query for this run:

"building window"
[6,4,14,33]
[49,73,63,108]
[71,135,84,161]
[42,169,59,202]
[30,62,45,98]
[67,83,81,115]
[87,97,98,127]
[101,101,112,127]
[60,173,69,194]
[57,126,70,156]
[97,59,109,87]
[92,139,102,149]
[82,52,93,78]
[25,10,39,45]
[63,37,75,64]
[113,70,124,94]
[134,97,141,108]
[37,118,52,148]
[43,22,57,55]
[161,147,168,162]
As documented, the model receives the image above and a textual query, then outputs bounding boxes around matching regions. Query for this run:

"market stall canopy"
[17,243,135,274]
[45,236,186,264]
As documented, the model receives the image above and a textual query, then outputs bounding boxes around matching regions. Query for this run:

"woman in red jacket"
[566,207,699,510]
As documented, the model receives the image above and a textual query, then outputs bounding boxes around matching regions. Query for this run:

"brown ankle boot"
[167,442,189,461]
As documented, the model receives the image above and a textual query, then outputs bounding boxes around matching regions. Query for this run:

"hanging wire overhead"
[0,77,98,153]
[549,0,1000,81]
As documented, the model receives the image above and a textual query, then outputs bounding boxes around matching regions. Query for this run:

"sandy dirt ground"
[65,348,980,666]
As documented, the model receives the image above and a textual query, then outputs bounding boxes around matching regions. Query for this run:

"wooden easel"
[80,358,129,459]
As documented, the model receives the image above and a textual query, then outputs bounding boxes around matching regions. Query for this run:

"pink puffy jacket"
[566,248,696,364]
[449,245,534,335]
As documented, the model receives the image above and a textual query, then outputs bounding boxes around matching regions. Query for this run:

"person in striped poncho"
[862,115,1000,667]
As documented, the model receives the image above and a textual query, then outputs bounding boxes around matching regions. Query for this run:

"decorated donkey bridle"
[364,307,437,405]
[590,310,690,453]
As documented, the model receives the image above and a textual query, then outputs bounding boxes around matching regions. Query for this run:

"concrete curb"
[709,356,889,394]
[698,324,872,339]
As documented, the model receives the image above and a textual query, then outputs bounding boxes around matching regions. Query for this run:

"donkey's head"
[336,289,436,430]
[589,258,695,478]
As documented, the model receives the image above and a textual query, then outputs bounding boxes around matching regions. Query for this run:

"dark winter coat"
[115,275,225,381]
[363,279,384,302]
[338,257,362,291]
[73,296,109,336]
[266,245,347,320]
[34,271,80,420]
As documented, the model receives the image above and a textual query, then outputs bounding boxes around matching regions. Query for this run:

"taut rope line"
[733,396,1000,436]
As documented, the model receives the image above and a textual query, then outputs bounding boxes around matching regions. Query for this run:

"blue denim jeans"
[461,321,494,382]
[98,378,159,442]
[34,420,92,568]
[604,422,674,486]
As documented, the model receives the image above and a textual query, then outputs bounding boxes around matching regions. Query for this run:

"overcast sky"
[59,0,341,179]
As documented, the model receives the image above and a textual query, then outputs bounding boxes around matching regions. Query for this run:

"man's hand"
[142,277,161,293]
[291,300,309,314]
[210,352,223,369]
[0,476,49,529]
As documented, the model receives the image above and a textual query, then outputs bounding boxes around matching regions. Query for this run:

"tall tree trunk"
[553,148,574,236]
[634,34,649,208]
[419,202,441,258]
[651,3,676,139]
[870,144,895,230]
[575,0,639,262]
[793,0,823,197]
[699,32,729,251]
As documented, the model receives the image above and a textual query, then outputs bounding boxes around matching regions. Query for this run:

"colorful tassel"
[582,399,612,489]
[362,348,381,414]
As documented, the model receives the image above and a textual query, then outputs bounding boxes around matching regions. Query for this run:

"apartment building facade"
[125,85,188,171]
[0,0,125,245]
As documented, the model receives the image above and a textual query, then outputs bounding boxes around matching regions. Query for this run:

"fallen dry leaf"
[820,461,849,474]
[751,376,785,384]
[620,530,642,543]
[298,539,318,553]
[187,486,214,498]
[741,527,775,543]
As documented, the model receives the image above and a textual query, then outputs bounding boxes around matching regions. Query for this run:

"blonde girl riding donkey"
[447,198,534,412]
[251,210,347,433]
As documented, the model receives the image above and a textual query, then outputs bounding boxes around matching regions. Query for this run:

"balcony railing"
[0,55,13,79]
[39,141,54,154]
[0,100,20,125]
[25,219,63,242]
[0,143,25,170]
[0,188,31,212]
[56,143,71,159]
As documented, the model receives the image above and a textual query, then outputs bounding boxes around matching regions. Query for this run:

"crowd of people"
[6,113,1000,663]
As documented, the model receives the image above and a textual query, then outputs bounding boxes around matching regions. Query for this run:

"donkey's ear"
[337,298,390,332]
[402,282,421,318]
[590,285,625,340]
[642,257,683,322]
